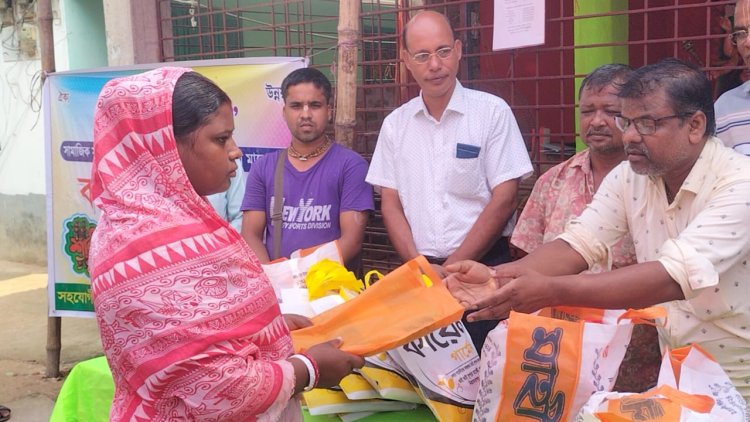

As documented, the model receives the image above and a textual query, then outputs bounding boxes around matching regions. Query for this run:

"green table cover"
[50,356,437,421]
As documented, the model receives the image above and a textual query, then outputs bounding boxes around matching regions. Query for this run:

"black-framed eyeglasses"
[409,46,455,64]
[731,29,749,46]
[614,114,688,135]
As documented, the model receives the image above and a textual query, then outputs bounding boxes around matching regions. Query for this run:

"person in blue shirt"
[207,158,245,232]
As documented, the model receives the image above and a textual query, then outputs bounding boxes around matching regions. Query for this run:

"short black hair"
[401,11,456,50]
[281,67,332,105]
[578,63,633,99]
[172,71,231,145]
[618,58,715,137]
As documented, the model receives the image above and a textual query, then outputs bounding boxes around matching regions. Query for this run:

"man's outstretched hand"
[443,260,497,308]
[445,260,557,321]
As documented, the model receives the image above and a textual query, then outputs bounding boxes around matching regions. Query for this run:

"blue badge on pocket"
[456,143,481,159]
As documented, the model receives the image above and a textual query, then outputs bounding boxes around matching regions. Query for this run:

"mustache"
[586,129,611,137]
[624,144,649,156]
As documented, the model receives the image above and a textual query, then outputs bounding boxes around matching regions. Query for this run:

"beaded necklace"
[288,136,332,161]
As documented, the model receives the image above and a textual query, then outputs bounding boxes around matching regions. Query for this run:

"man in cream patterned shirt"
[446,58,750,404]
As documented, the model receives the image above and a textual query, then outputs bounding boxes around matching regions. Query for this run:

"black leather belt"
[422,236,510,266]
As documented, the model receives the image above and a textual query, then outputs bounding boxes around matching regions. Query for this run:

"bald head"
[402,10,456,51]
[736,0,750,27]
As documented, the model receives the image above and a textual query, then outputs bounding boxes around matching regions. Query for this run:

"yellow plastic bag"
[303,388,417,416]
[339,373,381,401]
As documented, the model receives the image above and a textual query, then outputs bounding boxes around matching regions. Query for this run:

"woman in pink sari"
[89,67,363,421]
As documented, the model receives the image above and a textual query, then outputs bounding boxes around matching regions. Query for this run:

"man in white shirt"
[366,10,532,351]
[446,58,750,402]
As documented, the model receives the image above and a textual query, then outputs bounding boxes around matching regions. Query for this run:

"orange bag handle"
[595,385,714,421]
[542,306,667,325]
[547,306,607,323]
[617,306,667,326]
[639,385,715,413]
[594,415,632,422]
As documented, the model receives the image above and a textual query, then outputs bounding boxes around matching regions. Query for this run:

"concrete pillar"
[102,0,160,65]
[573,0,629,150]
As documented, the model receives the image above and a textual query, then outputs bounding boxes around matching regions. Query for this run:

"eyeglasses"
[614,114,687,135]
[409,46,455,64]
[731,29,749,46]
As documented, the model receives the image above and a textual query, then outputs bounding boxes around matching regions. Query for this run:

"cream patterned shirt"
[559,137,750,399]
[367,81,532,257]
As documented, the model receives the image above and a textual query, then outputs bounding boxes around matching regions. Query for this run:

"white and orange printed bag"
[655,345,746,420]
[575,385,715,421]
[473,308,665,422]
[576,345,747,421]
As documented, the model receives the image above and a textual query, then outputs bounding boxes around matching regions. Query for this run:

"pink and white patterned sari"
[89,67,301,421]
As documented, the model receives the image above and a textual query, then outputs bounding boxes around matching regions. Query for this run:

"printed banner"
[45,57,306,317]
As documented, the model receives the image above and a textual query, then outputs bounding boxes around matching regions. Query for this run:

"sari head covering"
[89,67,300,421]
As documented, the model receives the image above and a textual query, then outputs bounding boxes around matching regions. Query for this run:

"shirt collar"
[414,80,465,118]
[569,148,592,174]
[663,136,722,196]
[743,80,750,94]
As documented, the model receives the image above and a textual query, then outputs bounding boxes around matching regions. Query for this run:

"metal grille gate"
[157,0,740,271]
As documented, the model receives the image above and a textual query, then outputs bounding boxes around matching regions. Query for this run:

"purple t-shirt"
[242,143,374,259]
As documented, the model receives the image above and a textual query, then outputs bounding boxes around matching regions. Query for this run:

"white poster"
[493,0,545,51]
[45,57,305,317]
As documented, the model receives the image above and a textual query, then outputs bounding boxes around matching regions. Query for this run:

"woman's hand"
[305,338,365,388]
[283,314,312,331]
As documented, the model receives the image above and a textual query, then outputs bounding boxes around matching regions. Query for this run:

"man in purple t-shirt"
[241,68,373,270]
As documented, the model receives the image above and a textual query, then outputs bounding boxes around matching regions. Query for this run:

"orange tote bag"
[594,385,715,421]
[291,256,464,356]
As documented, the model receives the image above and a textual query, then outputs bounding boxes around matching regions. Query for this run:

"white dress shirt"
[367,81,532,257]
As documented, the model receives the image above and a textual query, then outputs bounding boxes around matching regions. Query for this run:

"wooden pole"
[335,1,360,149]
[38,0,61,379]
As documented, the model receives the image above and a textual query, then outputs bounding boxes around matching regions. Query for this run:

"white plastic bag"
[656,345,747,421]
[261,240,343,316]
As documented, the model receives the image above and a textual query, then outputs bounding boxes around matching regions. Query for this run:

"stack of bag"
[263,241,479,421]
[472,306,748,422]
[266,245,748,421]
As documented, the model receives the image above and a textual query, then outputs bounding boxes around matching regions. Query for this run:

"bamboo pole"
[335,1,360,149]
[38,0,61,379]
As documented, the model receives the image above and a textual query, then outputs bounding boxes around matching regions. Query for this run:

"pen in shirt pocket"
[456,143,481,159]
